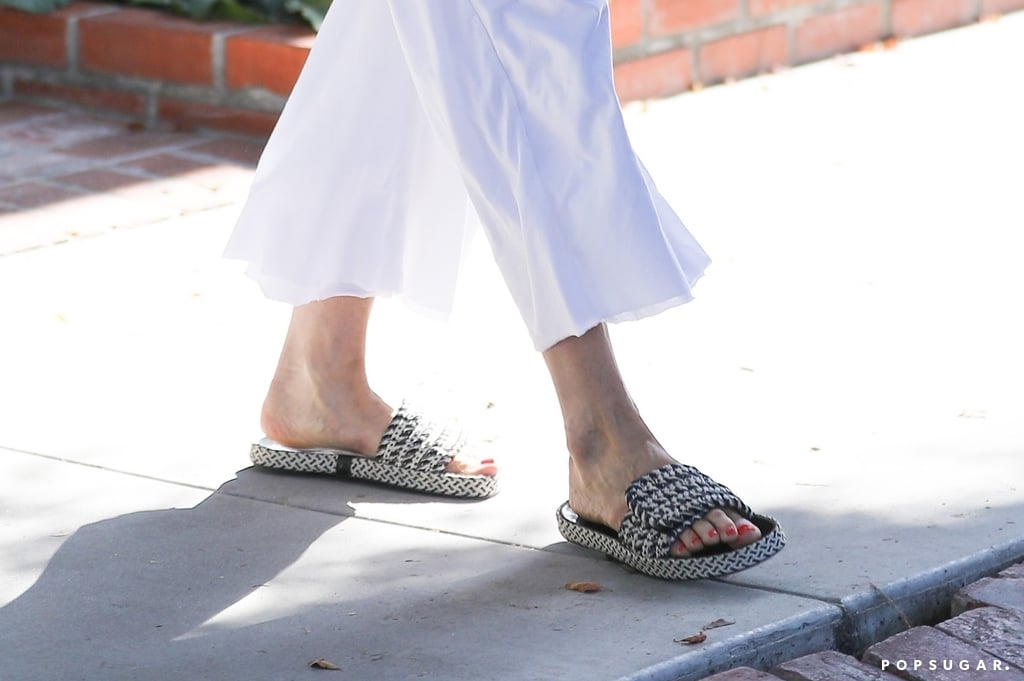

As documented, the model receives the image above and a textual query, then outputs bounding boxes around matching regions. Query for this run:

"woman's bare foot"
[260,363,497,476]
[546,325,761,558]
[260,296,497,477]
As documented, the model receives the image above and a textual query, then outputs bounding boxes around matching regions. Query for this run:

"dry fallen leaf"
[565,581,602,593]
[703,618,736,631]
[308,658,340,670]
[675,632,707,645]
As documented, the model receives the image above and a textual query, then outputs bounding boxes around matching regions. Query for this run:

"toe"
[704,508,740,542]
[674,510,759,557]
[725,509,762,547]
[445,453,499,476]
[670,538,693,558]
[690,519,722,547]
[677,528,705,553]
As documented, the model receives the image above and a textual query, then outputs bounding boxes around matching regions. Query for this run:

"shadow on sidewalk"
[3,457,1024,680]
[0,467,572,680]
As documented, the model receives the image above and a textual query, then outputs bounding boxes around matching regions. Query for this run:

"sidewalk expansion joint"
[218,487,545,552]
[0,444,216,494]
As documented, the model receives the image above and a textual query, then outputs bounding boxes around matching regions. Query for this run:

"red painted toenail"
[738,525,754,535]
[706,529,718,539]
[689,537,702,547]
[725,527,738,537]
[481,458,495,464]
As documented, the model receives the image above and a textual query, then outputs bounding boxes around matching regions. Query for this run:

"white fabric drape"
[224,0,710,351]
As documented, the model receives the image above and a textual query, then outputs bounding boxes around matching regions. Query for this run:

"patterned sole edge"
[249,442,499,499]
[556,503,786,580]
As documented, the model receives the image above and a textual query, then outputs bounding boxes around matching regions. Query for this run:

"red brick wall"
[2,0,1021,136]
[610,0,1024,99]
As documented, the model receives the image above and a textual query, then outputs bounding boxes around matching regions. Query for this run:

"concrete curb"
[621,538,1024,681]
[838,537,1024,652]
[617,606,843,681]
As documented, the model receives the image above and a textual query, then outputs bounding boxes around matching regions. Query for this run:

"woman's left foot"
[565,416,762,558]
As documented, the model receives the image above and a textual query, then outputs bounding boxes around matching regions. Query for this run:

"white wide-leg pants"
[224,0,710,351]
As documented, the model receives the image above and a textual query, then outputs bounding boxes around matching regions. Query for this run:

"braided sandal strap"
[619,464,754,558]
[374,404,465,474]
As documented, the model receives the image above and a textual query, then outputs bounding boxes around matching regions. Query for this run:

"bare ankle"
[564,406,653,464]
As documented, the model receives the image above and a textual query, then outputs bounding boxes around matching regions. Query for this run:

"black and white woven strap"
[374,404,464,474]
[619,463,754,558]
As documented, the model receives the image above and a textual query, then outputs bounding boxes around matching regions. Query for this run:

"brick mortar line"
[933,604,1024,666]
[617,10,874,64]
[65,15,78,76]
[882,0,893,35]
[65,5,121,77]
[4,65,287,114]
[210,27,255,93]
[616,0,893,64]
[212,33,227,92]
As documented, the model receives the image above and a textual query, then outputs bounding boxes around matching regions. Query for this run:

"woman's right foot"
[260,363,497,477]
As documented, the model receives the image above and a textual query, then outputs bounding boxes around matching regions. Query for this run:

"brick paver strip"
[182,138,264,166]
[0,113,124,150]
[937,606,1024,670]
[120,152,215,179]
[54,168,225,214]
[0,153,93,186]
[702,668,781,680]
[118,154,254,196]
[952,576,1024,616]
[773,650,900,680]
[1000,563,1024,579]
[863,626,1024,680]
[0,102,65,126]
[59,132,206,159]
[0,182,85,209]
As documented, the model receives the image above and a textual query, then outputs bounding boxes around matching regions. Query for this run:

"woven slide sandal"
[249,403,498,499]
[556,463,785,580]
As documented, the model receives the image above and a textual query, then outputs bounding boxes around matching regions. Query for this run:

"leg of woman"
[544,325,761,557]
[385,3,766,556]
[260,295,497,477]
[226,2,496,479]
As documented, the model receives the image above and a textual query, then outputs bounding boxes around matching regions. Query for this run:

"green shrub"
[0,0,72,12]
[123,0,328,27]
[0,0,328,30]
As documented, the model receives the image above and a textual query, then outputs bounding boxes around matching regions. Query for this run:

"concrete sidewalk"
[2,13,1023,681]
